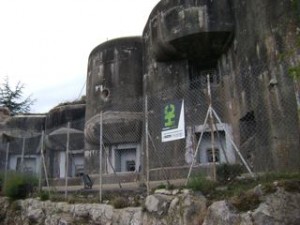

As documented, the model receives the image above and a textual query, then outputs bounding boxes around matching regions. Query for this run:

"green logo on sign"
[164,104,176,127]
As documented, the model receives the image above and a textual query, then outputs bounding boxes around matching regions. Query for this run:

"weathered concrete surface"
[45,104,85,152]
[142,0,300,174]
[85,111,143,146]
[2,114,46,137]
[143,0,234,62]
[0,102,85,177]
[44,104,85,178]
[85,37,143,175]
[0,114,46,165]
[218,0,300,172]
[142,0,234,178]
[46,104,85,131]
[85,36,143,122]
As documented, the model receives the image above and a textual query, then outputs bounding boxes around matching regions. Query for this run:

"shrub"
[187,174,216,194]
[39,191,50,201]
[230,191,261,212]
[262,183,277,194]
[111,196,129,209]
[154,183,175,191]
[3,172,38,200]
[50,194,65,202]
[259,172,300,183]
[217,164,244,184]
[132,195,141,207]
[279,180,300,193]
[155,183,166,189]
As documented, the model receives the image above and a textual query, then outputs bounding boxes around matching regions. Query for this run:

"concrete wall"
[142,0,235,175]
[143,0,234,62]
[81,0,300,177]
[45,104,85,178]
[9,154,40,175]
[141,0,300,173]
[85,37,143,122]
[108,143,141,174]
[0,104,86,178]
[217,0,300,171]
[85,37,144,175]
[194,123,235,164]
[59,152,65,178]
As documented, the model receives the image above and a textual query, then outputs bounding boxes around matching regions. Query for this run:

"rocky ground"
[0,180,300,225]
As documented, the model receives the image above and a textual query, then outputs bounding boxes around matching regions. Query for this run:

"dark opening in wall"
[207,148,220,163]
[239,111,256,144]
[188,60,218,89]
[101,88,110,101]
[126,160,136,171]
[195,131,226,163]
[115,148,136,172]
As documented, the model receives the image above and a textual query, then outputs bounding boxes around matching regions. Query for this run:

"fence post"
[143,74,150,195]
[186,108,210,185]
[41,135,50,194]
[65,122,70,199]
[99,111,103,202]
[207,74,217,181]
[20,137,26,173]
[144,94,150,195]
[38,131,45,192]
[211,108,255,178]
[4,142,10,188]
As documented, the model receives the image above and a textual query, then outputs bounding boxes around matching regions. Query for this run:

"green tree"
[0,77,35,115]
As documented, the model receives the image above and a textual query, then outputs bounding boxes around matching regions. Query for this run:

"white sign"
[161,100,185,142]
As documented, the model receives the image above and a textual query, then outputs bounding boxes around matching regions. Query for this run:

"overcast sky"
[0,0,160,113]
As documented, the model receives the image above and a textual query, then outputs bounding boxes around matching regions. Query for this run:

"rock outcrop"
[0,197,141,225]
[0,187,299,225]
[143,189,207,225]
[203,189,300,225]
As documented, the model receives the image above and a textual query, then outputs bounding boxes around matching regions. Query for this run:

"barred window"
[207,148,220,163]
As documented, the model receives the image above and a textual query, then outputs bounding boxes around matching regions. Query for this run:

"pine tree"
[0,77,35,115]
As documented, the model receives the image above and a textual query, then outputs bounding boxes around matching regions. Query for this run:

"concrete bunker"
[85,37,144,180]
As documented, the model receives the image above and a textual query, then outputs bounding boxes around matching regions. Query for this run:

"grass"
[216,163,244,183]
[186,171,300,211]
[288,65,300,79]
[3,170,297,213]
[39,191,50,201]
[48,191,140,208]
[3,172,38,200]
[43,171,299,212]
[186,174,217,195]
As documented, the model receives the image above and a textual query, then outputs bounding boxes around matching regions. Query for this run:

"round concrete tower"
[85,37,143,175]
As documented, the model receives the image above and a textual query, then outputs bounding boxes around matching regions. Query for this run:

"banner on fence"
[161,99,185,142]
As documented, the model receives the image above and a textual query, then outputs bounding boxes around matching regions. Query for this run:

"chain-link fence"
[0,65,299,199]
[0,116,86,198]
[146,75,236,183]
